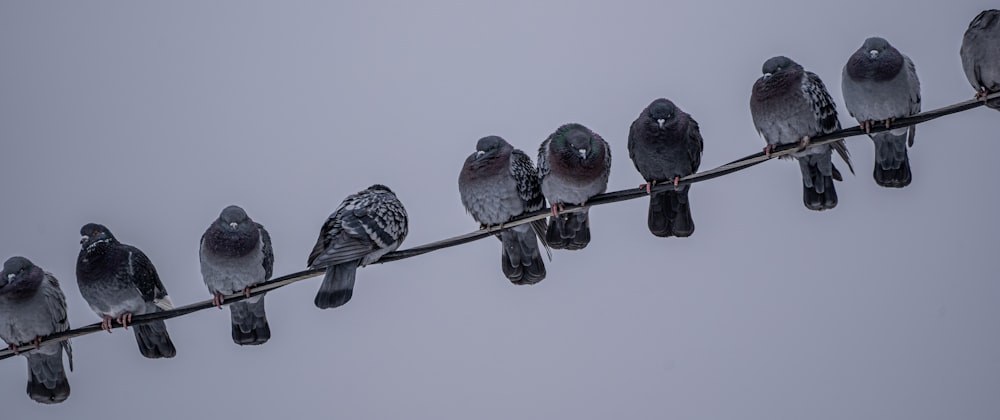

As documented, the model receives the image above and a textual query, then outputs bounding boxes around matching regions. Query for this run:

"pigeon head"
[552,123,601,160]
[473,135,510,160]
[761,56,801,79]
[79,223,116,250]
[846,37,904,82]
[969,9,999,31]
[646,98,678,130]
[861,37,891,59]
[0,256,42,297]
[367,184,394,194]
[218,205,251,231]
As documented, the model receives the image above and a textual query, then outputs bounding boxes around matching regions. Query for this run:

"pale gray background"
[1,1,998,419]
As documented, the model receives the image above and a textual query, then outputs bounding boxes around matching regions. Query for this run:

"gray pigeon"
[77,223,177,358]
[750,56,855,211]
[459,135,550,285]
[842,37,921,188]
[0,257,73,404]
[308,184,408,309]
[628,98,704,237]
[537,123,611,250]
[961,9,1000,110]
[200,205,274,345]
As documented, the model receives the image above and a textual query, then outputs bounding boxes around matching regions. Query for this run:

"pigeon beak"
[80,235,89,245]
[869,49,879,59]
[657,118,665,129]
[5,273,12,281]
[577,149,587,159]
[475,150,485,158]
[229,222,238,230]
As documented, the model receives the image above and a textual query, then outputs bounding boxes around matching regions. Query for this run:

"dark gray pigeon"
[76,223,176,358]
[961,9,1000,110]
[200,205,274,345]
[537,123,611,250]
[842,37,921,188]
[460,136,551,285]
[750,56,854,211]
[0,257,73,404]
[308,184,408,309]
[628,98,704,237]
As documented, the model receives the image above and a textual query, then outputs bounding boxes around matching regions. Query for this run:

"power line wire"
[1,92,995,361]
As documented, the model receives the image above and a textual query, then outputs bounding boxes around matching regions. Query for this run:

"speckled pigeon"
[0,257,73,404]
[842,37,921,188]
[628,98,704,237]
[76,223,176,358]
[459,135,551,285]
[537,123,611,250]
[200,205,274,345]
[961,9,1000,110]
[308,184,408,309]
[750,56,854,211]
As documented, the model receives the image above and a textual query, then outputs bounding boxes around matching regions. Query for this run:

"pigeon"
[537,123,611,250]
[459,135,551,285]
[750,56,855,211]
[628,98,704,237]
[842,37,921,188]
[308,184,408,309]
[76,223,176,358]
[0,257,73,404]
[961,9,1000,110]
[200,205,274,345]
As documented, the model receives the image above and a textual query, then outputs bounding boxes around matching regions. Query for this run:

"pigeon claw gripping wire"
[763,144,775,157]
[101,316,114,333]
[117,313,133,330]
[212,292,225,308]
[549,203,565,217]
[639,180,657,194]
[795,136,812,152]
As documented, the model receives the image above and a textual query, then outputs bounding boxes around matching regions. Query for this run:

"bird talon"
[244,286,253,298]
[883,118,893,129]
[213,292,225,308]
[796,136,811,151]
[763,144,774,157]
[673,177,680,191]
[101,316,113,332]
[8,343,18,355]
[33,336,41,349]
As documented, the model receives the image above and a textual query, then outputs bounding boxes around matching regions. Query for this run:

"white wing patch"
[154,295,174,311]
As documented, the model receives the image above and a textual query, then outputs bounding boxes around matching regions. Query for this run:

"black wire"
[0,94,992,362]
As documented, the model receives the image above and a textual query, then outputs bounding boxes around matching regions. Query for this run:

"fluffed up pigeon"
[308,185,408,310]
[842,37,921,188]
[0,257,73,404]
[200,205,274,345]
[459,135,551,285]
[537,123,611,250]
[628,98,704,237]
[961,9,1000,109]
[750,56,854,211]
[76,223,177,358]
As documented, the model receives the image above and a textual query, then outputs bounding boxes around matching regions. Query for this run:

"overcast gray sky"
[2,1,998,419]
